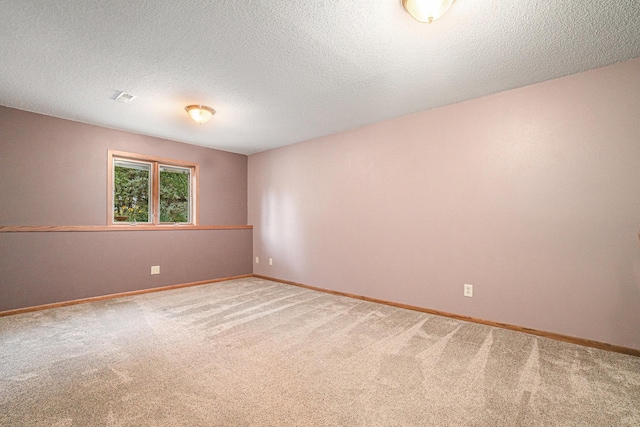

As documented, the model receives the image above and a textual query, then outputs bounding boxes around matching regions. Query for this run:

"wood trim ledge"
[0,225,252,233]
[253,274,640,358]
[0,274,253,317]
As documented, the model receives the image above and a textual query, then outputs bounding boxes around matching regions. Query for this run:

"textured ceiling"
[0,0,639,155]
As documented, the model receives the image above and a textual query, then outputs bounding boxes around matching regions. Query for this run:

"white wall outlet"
[464,284,473,297]
[255,256,259,264]
[269,258,273,266]
[151,266,160,275]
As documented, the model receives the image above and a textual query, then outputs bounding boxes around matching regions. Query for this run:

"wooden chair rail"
[0,225,252,233]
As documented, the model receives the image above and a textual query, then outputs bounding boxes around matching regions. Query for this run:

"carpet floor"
[1,277,639,426]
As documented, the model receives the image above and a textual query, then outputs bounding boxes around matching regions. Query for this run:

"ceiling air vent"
[114,91,137,103]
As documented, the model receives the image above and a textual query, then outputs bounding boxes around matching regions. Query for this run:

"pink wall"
[0,107,246,226]
[0,107,251,311]
[248,58,640,350]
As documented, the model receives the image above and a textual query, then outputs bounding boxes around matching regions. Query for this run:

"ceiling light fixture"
[185,105,215,124]
[402,0,454,23]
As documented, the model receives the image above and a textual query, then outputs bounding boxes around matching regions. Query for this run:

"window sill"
[0,225,252,233]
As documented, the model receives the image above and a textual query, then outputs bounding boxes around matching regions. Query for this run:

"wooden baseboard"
[3,272,637,358]
[0,274,253,317]
[253,274,640,358]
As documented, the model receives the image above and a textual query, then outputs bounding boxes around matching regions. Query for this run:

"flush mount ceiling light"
[402,0,454,23]
[185,105,215,124]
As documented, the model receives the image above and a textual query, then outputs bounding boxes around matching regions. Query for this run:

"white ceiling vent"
[114,91,137,103]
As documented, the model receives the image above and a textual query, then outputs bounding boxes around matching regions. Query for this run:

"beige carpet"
[1,277,639,426]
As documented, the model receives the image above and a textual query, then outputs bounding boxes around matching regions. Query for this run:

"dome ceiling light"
[402,0,455,23]
[185,105,215,124]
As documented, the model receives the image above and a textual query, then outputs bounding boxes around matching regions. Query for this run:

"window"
[108,150,199,225]
[113,159,151,223]
[159,165,191,223]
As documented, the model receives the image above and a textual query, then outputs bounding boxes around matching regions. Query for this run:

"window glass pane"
[113,161,150,222]
[159,165,190,223]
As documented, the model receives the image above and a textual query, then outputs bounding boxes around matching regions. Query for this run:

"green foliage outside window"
[160,168,190,223]
[113,157,192,224]
[114,164,149,222]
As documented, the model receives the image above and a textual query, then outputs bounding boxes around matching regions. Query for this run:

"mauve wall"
[0,107,251,311]
[249,58,640,350]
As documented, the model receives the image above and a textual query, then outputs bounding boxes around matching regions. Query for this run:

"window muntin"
[108,150,198,226]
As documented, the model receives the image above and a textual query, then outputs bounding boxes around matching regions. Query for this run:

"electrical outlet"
[151,266,160,275]
[255,256,259,264]
[269,258,273,266]
[464,284,473,297]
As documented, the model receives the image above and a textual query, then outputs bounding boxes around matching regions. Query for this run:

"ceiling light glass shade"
[402,0,454,23]
[185,105,215,124]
